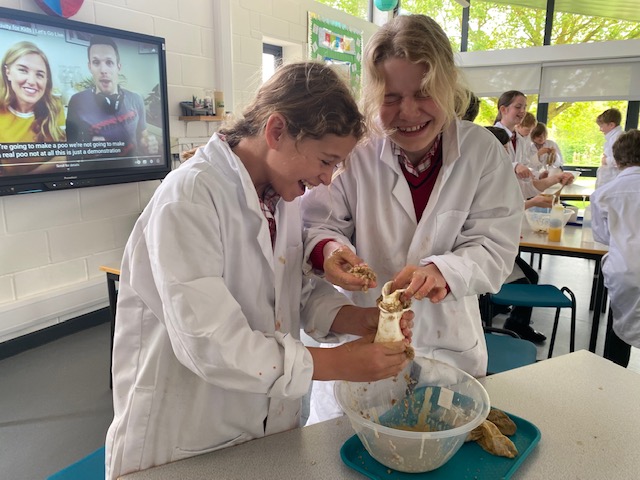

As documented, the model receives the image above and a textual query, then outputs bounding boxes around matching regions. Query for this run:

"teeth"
[398,124,425,133]
[301,180,314,189]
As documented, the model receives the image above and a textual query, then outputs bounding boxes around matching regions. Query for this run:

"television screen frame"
[0,6,171,196]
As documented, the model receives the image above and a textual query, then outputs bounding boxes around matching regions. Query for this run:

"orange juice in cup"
[548,204,564,241]
[548,225,562,242]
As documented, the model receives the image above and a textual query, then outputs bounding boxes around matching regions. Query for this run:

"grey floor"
[1,254,638,480]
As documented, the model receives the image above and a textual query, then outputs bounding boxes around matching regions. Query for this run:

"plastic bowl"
[525,207,573,233]
[335,356,490,473]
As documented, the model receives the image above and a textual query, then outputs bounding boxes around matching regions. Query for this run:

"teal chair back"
[484,326,538,374]
[485,284,577,358]
[47,446,104,480]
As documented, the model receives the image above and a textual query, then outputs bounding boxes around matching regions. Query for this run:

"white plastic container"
[581,205,593,243]
[335,357,490,473]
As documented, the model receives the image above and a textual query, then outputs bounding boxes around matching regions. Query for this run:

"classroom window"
[550,9,640,46]
[398,1,465,52]
[545,101,629,168]
[314,0,370,21]
[262,43,283,83]
[467,1,545,51]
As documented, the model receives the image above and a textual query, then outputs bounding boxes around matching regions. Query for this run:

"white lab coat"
[495,121,530,169]
[591,166,640,347]
[526,139,563,172]
[105,134,352,479]
[596,126,623,188]
[300,121,523,422]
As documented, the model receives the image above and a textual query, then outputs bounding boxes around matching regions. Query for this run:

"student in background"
[301,15,523,424]
[528,122,563,174]
[515,111,537,140]
[0,41,65,173]
[105,61,413,480]
[591,129,640,367]
[492,120,573,202]
[595,108,623,188]
[484,125,557,342]
[462,91,479,122]
[66,35,157,158]
[494,90,532,180]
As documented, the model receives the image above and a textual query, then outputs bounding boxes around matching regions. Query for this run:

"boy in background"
[595,108,623,188]
[591,129,640,367]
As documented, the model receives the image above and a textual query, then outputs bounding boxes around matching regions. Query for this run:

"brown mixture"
[348,264,377,292]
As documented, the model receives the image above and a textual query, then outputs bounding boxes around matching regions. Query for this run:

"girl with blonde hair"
[301,14,523,424]
[0,41,65,143]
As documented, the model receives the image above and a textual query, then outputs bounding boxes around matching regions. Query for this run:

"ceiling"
[484,0,640,23]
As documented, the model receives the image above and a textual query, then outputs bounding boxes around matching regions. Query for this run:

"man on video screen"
[66,35,158,158]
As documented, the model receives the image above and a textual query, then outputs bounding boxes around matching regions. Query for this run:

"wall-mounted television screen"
[0,6,171,196]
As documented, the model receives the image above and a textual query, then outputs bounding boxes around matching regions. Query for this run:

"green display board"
[308,12,363,97]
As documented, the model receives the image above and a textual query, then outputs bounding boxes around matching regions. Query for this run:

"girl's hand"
[514,163,532,179]
[323,243,378,291]
[310,335,410,382]
[392,264,449,304]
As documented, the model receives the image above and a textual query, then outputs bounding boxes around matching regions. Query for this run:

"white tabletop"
[520,224,607,256]
[121,351,640,480]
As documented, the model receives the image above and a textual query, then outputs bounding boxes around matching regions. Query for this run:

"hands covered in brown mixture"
[311,305,414,382]
[391,264,449,304]
[322,242,377,291]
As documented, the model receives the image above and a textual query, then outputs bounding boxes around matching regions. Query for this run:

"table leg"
[106,273,119,389]
[588,259,605,352]
[589,260,600,311]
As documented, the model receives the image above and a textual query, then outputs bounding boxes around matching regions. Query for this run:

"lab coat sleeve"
[301,182,356,276]
[590,189,610,245]
[299,274,353,343]
[142,198,312,400]
[422,143,524,298]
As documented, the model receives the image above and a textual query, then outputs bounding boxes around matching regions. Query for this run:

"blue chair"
[484,326,538,374]
[47,446,105,480]
[486,284,577,359]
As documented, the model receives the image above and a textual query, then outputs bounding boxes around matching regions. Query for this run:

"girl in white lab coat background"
[494,90,533,181]
[105,62,414,480]
[595,108,624,188]
[527,122,563,175]
[301,14,523,424]
[515,111,537,141]
[591,129,640,367]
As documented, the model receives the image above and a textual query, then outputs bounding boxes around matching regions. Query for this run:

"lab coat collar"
[617,165,640,178]
[210,134,276,271]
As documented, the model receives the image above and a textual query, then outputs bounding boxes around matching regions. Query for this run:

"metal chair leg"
[548,307,561,359]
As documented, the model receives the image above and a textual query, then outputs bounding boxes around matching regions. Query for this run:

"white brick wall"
[229,0,380,113]
[0,0,218,340]
[0,0,379,342]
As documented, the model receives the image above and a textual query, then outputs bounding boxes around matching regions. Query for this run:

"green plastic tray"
[340,410,540,480]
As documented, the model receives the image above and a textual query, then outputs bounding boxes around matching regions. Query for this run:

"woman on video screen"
[0,41,66,173]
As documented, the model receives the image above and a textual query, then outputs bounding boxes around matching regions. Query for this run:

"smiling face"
[88,44,121,95]
[269,133,357,202]
[499,95,527,131]
[377,58,446,164]
[5,52,47,113]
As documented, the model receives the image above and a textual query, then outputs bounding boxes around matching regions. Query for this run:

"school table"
[118,350,640,480]
[519,224,609,352]
[99,264,120,388]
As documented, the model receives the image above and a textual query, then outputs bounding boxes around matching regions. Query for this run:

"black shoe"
[493,305,512,316]
[503,319,547,344]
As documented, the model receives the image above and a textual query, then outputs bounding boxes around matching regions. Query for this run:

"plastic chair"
[485,284,577,359]
[484,326,538,375]
[47,446,105,480]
